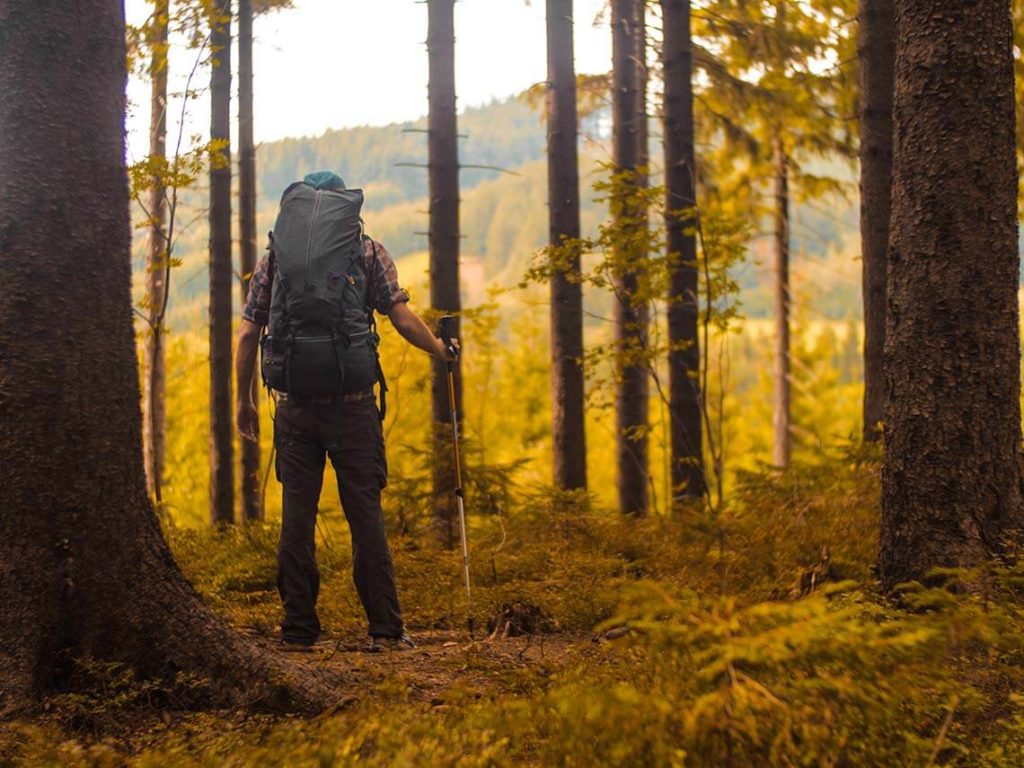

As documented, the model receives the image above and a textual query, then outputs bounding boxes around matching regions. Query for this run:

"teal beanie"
[304,170,346,191]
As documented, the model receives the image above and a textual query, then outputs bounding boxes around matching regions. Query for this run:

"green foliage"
[128,140,227,215]
[530,584,949,767]
[691,0,857,240]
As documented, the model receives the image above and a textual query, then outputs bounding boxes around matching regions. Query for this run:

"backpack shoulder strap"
[363,233,377,258]
[267,231,277,282]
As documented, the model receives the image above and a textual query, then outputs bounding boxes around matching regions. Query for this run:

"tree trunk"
[428,0,462,546]
[879,0,1022,587]
[771,133,791,469]
[858,0,894,442]
[238,0,262,521]
[547,0,587,492]
[612,0,649,516]
[0,0,332,717]
[637,2,649,186]
[209,0,235,525]
[143,0,169,504]
[662,0,704,501]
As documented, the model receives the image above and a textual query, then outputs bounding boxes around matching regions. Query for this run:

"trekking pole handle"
[438,315,460,364]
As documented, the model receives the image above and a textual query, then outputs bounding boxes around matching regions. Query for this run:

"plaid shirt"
[242,237,409,327]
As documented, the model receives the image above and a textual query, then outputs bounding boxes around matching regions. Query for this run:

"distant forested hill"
[256,97,549,212]
[134,96,860,331]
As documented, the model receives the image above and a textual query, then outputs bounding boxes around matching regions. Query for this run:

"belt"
[276,389,374,405]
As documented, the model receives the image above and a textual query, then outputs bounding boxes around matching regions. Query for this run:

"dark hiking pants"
[274,395,404,643]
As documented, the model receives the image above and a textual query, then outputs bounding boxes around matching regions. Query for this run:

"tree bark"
[662,0,704,501]
[547,0,587,492]
[143,0,169,504]
[771,133,791,469]
[612,0,649,516]
[0,0,332,717]
[209,0,235,525]
[879,0,1022,588]
[858,0,894,442]
[428,0,462,546]
[238,0,262,521]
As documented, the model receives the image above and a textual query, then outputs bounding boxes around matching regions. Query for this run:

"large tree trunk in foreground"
[547,0,587,492]
[662,0,704,501]
[612,0,650,516]
[428,0,462,547]
[209,0,235,525]
[0,0,331,717]
[858,0,894,442]
[238,0,263,521]
[143,0,169,503]
[879,0,1022,588]
[771,132,791,469]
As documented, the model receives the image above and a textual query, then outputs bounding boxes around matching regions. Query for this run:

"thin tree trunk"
[547,0,587,492]
[238,0,262,521]
[0,0,332,716]
[771,133,791,469]
[879,0,1022,588]
[858,0,894,442]
[637,2,649,187]
[209,0,235,525]
[143,0,169,504]
[662,0,704,501]
[428,0,462,546]
[612,0,649,516]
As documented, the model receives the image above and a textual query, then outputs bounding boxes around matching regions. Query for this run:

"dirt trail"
[245,628,591,707]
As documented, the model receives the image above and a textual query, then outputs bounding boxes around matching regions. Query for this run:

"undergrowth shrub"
[724,442,881,599]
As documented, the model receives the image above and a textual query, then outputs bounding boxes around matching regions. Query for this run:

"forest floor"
[247,625,591,709]
[9,447,1024,765]
[2,626,594,764]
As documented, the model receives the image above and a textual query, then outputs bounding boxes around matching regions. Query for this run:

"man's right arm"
[236,248,273,442]
[236,319,262,442]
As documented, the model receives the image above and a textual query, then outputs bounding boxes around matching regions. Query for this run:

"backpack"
[260,181,385,405]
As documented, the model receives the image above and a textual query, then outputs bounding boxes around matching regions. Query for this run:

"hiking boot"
[366,632,416,653]
[279,637,317,654]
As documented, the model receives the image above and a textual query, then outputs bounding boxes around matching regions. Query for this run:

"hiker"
[235,171,457,652]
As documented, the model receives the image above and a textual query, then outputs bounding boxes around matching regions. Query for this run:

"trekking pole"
[439,315,474,636]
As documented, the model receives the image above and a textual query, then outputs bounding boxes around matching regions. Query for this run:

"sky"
[125,0,612,161]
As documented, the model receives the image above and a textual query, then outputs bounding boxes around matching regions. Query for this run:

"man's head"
[304,170,346,191]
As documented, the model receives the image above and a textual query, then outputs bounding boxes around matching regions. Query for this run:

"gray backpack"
[260,181,384,404]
